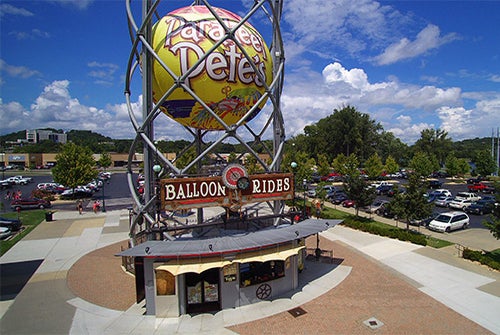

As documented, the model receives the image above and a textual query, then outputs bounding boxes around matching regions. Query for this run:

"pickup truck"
[370,181,393,189]
[467,182,495,194]
[455,192,481,202]
[6,176,31,185]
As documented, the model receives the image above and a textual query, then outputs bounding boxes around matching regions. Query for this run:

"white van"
[428,212,469,232]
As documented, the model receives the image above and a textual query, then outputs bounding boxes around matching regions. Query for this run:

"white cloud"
[49,0,93,10]
[280,62,467,143]
[87,61,119,84]
[374,24,459,65]
[0,4,34,17]
[0,59,41,79]
[8,29,50,40]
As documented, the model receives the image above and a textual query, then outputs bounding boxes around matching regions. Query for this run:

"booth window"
[240,260,285,287]
[155,270,176,295]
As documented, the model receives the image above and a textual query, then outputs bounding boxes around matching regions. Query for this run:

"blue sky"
[0,0,499,144]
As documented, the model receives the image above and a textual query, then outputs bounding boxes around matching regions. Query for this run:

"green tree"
[384,155,399,175]
[364,153,384,180]
[343,173,376,217]
[445,153,460,177]
[98,152,112,170]
[316,154,331,178]
[456,158,471,177]
[389,172,433,230]
[484,183,500,239]
[445,153,470,177]
[409,152,438,178]
[244,155,259,174]
[301,105,383,162]
[227,152,238,163]
[175,146,199,175]
[413,128,453,166]
[332,153,359,177]
[376,132,410,166]
[52,143,97,192]
[474,150,497,176]
[283,151,316,190]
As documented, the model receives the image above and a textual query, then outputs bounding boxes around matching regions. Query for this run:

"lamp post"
[290,162,297,210]
[303,178,307,218]
[153,164,161,222]
[100,178,107,212]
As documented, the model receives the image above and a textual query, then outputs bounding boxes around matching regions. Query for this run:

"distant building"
[26,129,67,144]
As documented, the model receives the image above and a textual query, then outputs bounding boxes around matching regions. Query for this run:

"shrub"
[31,189,56,201]
[339,215,427,246]
[462,248,500,271]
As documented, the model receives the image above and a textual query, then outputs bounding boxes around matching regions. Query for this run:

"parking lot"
[0,172,134,214]
[0,173,496,243]
[308,177,496,231]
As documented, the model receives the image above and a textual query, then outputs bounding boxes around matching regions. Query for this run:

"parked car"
[376,184,393,195]
[341,199,356,208]
[6,176,30,185]
[13,175,33,182]
[429,189,452,198]
[428,212,469,232]
[11,198,51,210]
[0,179,12,189]
[329,192,348,205]
[0,217,22,231]
[370,181,393,189]
[364,200,389,214]
[434,196,454,207]
[464,199,496,215]
[61,187,94,199]
[427,180,443,189]
[387,187,406,197]
[467,182,493,193]
[448,198,473,210]
[467,177,485,184]
[408,212,440,227]
[455,192,481,202]
[0,227,12,240]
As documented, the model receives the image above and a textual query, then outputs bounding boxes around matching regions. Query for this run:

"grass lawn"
[321,206,453,248]
[0,210,46,256]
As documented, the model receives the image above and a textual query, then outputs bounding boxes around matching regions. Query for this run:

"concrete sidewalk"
[1,209,499,334]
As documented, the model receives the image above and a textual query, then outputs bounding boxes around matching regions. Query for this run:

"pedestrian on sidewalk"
[92,200,100,213]
[77,200,83,215]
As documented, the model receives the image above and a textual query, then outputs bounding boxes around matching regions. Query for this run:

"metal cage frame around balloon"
[124,0,285,243]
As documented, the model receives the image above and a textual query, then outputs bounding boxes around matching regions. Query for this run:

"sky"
[0,0,499,145]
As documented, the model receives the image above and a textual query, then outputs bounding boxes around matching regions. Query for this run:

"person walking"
[92,200,100,214]
[77,200,83,215]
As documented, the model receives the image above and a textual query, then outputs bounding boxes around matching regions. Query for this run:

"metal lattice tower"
[124,0,285,244]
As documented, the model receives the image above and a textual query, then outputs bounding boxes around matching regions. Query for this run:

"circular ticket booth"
[119,219,339,316]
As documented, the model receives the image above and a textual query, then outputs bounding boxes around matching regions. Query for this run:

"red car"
[467,182,495,193]
[11,198,51,211]
[341,199,356,208]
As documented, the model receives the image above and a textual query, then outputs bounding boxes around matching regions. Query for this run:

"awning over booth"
[155,245,305,276]
[118,218,340,259]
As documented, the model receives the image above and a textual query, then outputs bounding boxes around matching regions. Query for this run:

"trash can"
[45,212,53,222]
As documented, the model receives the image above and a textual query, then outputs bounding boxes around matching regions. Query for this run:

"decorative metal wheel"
[256,283,272,300]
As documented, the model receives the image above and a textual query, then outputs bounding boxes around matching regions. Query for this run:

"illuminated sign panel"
[160,173,294,210]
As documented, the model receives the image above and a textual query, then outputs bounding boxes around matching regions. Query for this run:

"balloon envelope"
[152,6,273,130]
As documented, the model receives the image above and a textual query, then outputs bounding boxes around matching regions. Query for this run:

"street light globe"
[290,162,297,169]
[153,164,161,173]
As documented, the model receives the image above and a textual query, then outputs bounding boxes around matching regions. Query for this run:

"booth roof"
[118,218,341,259]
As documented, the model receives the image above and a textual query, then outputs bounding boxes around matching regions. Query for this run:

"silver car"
[434,196,454,207]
